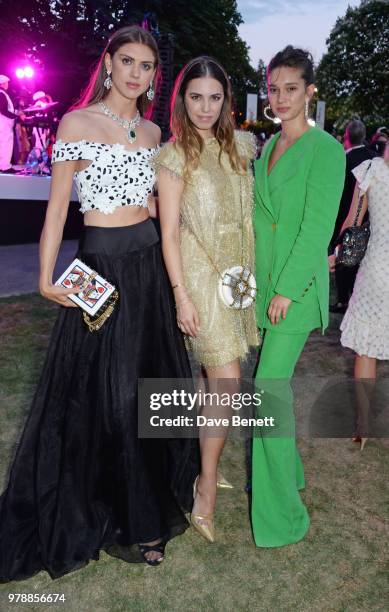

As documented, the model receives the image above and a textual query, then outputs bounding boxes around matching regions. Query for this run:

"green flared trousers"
[251,329,310,547]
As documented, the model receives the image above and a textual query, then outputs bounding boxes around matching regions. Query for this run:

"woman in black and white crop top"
[0,26,199,581]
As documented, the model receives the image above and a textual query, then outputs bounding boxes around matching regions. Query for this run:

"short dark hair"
[346,120,366,146]
[267,45,315,86]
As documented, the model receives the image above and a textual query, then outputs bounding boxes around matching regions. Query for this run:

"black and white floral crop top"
[51,139,159,215]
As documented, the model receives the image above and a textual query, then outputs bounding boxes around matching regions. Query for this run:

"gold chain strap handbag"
[55,258,119,331]
[82,289,119,332]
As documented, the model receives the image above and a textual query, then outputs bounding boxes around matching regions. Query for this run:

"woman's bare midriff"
[84,204,150,227]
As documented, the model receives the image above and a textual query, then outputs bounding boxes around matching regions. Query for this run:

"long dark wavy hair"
[170,56,244,178]
[72,25,161,118]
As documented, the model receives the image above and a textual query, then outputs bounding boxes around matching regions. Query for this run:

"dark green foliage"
[0,0,259,113]
[316,0,389,131]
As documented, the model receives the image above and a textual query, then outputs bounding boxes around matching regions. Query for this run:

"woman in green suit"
[251,46,345,547]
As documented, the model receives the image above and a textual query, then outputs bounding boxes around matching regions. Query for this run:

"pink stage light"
[15,66,35,79]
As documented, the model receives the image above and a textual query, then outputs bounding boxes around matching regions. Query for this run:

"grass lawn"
[0,294,388,612]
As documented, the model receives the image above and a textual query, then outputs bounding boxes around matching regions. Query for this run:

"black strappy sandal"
[138,540,166,566]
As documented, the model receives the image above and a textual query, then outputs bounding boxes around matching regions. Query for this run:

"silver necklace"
[98,101,141,144]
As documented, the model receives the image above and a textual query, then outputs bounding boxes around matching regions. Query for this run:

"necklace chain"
[98,101,141,144]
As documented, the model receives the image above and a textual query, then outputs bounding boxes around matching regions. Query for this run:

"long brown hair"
[170,56,244,178]
[72,25,161,117]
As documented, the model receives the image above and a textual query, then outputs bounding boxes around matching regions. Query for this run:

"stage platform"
[0,172,78,201]
[1,171,82,245]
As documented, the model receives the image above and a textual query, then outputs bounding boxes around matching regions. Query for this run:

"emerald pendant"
[127,129,136,143]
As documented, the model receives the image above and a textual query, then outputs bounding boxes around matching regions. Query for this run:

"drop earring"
[104,69,112,90]
[305,99,316,126]
[146,80,154,101]
[264,105,281,125]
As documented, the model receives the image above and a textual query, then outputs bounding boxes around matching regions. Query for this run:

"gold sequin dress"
[154,131,259,367]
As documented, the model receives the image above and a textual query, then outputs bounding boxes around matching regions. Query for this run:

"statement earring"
[104,69,112,90]
[264,105,281,125]
[305,99,316,126]
[146,80,154,101]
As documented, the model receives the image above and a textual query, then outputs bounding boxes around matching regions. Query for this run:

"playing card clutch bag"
[55,258,119,331]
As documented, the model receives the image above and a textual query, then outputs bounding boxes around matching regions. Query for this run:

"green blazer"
[254,126,346,334]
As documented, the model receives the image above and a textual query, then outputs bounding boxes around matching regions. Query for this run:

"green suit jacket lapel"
[255,134,280,222]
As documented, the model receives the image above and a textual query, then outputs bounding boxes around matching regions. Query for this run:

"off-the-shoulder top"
[352,156,389,194]
[51,139,159,214]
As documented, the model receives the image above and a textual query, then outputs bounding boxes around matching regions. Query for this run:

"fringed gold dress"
[155,131,259,367]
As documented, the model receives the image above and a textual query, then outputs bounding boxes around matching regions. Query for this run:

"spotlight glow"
[15,66,35,79]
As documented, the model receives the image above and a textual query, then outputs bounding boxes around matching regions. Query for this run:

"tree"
[139,0,259,111]
[256,59,267,99]
[316,0,389,131]
[0,0,256,115]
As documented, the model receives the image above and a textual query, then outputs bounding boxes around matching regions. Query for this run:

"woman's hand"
[40,282,79,307]
[176,297,201,337]
[267,294,292,325]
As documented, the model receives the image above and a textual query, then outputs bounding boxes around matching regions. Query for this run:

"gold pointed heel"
[190,476,215,543]
[190,513,215,542]
[217,471,233,490]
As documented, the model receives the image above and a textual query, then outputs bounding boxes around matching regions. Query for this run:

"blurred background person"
[14,95,30,165]
[329,120,375,313]
[31,90,53,151]
[339,140,389,450]
[369,127,388,157]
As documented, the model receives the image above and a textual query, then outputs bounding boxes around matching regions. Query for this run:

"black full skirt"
[0,219,199,581]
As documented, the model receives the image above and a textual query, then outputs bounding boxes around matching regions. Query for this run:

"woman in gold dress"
[154,56,258,542]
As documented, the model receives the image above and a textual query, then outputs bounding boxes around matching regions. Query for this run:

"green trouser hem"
[251,329,310,548]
